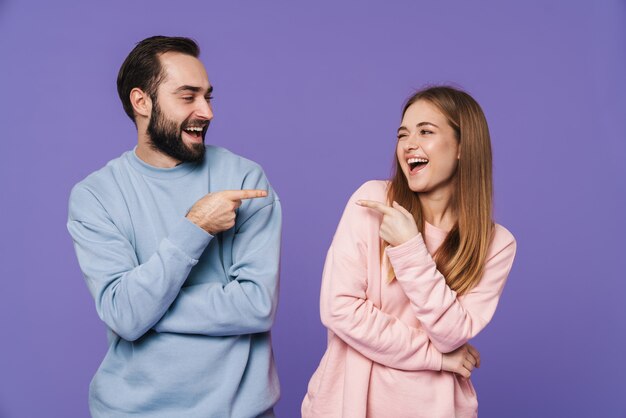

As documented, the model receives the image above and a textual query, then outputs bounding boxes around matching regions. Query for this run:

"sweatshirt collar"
[424,221,449,241]
[126,147,199,179]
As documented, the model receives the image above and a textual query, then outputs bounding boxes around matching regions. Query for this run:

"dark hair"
[117,36,200,122]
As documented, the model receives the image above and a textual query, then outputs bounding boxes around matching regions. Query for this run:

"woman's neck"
[418,191,457,231]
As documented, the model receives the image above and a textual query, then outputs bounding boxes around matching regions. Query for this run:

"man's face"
[146,52,214,163]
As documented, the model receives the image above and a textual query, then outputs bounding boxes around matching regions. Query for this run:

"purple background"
[1,1,625,417]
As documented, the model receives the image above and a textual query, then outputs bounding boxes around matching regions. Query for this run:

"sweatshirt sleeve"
[153,198,281,336]
[386,228,516,353]
[319,183,442,371]
[67,185,213,342]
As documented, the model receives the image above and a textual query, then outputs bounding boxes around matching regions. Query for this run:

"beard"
[147,100,207,163]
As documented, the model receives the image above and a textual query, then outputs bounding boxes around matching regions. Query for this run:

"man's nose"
[195,99,213,120]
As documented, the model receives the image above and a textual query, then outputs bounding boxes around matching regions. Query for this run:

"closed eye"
[420,129,433,135]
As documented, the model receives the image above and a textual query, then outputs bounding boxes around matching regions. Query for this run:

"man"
[67,36,281,417]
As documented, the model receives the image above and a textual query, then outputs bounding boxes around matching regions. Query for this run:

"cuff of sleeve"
[386,233,429,267]
[167,217,213,260]
[433,351,443,371]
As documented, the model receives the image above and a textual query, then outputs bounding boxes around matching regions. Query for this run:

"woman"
[302,86,516,418]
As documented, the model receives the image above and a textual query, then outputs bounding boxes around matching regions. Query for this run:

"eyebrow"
[397,121,439,133]
[173,85,214,95]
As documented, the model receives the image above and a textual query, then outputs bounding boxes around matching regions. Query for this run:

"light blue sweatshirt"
[67,146,281,418]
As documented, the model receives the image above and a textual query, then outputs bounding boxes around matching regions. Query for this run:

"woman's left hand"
[441,343,481,378]
[356,200,419,246]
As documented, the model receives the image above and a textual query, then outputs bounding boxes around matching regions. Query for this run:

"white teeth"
[407,157,428,164]
[185,127,204,132]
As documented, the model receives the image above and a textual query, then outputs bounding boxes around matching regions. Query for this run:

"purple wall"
[1,1,624,417]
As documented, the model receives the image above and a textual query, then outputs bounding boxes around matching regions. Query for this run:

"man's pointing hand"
[187,189,268,234]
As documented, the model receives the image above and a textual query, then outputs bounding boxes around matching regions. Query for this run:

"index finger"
[356,200,394,215]
[222,189,268,200]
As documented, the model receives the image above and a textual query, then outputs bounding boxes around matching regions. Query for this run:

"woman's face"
[396,100,460,199]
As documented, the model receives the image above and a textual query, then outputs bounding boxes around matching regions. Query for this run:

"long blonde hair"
[387,86,494,295]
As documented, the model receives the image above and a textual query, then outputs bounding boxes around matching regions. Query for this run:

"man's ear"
[130,88,152,118]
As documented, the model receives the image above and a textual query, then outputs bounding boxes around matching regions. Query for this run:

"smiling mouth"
[183,126,205,139]
[408,157,429,173]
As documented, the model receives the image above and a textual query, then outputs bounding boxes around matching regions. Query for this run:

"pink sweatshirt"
[302,181,516,418]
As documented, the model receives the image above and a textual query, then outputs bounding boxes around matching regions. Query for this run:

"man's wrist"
[169,217,213,259]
